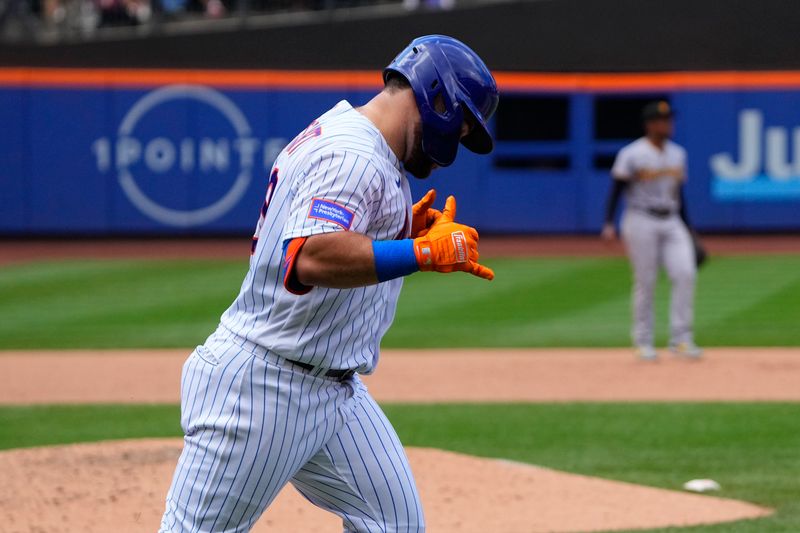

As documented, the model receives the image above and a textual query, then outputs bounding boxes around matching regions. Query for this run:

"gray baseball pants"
[620,208,697,347]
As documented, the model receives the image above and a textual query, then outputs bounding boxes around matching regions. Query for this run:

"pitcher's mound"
[0,439,770,533]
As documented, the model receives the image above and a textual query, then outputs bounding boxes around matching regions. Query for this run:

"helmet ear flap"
[419,98,464,166]
[432,92,445,115]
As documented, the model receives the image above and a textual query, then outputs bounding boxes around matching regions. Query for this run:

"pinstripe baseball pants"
[159,332,424,533]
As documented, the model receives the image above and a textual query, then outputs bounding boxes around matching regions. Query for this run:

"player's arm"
[677,185,707,267]
[677,149,692,228]
[678,186,691,227]
[602,150,633,240]
[602,180,628,239]
[291,188,438,289]
[289,231,378,289]
[288,195,493,292]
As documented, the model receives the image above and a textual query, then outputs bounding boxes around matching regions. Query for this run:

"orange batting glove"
[412,195,495,281]
[410,188,442,238]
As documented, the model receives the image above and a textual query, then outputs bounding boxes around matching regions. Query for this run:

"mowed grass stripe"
[1,256,799,348]
[694,256,800,346]
[0,403,798,533]
[383,258,630,347]
[0,259,246,348]
[0,404,181,450]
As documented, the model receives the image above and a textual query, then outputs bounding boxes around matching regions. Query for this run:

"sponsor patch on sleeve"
[307,198,355,230]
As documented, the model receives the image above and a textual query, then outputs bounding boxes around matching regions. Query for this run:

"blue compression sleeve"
[372,239,420,282]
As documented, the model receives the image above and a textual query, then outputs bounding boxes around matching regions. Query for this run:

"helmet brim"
[460,98,494,155]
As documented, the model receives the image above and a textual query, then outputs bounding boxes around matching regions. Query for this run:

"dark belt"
[286,359,356,381]
[645,207,675,218]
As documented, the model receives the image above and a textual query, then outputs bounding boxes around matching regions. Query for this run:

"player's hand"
[601,223,617,241]
[410,189,442,238]
[412,196,495,281]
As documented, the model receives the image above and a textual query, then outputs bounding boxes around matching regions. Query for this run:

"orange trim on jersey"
[4,68,800,91]
[283,237,313,296]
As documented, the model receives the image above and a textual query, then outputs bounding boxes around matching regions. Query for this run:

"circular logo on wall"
[117,85,251,227]
[92,85,285,228]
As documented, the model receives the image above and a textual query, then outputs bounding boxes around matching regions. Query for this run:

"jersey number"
[251,168,279,255]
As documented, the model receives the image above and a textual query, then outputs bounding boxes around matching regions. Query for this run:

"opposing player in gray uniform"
[602,101,703,361]
[158,35,499,533]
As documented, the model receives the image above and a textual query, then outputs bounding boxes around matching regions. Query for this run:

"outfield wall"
[2,69,800,235]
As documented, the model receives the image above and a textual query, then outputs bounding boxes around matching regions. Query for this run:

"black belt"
[286,359,356,381]
[645,207,675,218]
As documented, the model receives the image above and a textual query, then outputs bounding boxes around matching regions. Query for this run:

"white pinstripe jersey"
[219,101,412,373]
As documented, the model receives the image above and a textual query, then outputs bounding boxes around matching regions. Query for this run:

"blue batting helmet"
[384,35,499,167]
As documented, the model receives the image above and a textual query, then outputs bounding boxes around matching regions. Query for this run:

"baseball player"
[159,35,498,533]
[602,101,703,361]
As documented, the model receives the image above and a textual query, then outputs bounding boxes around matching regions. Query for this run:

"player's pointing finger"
[442,195,457,222]
[414,189,436,215]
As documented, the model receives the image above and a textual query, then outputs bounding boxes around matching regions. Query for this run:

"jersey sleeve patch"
[307,198,355,230]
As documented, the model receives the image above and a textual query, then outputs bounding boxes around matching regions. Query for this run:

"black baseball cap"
[642,100,675,121]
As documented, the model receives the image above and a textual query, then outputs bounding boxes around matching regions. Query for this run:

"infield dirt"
[2,347,800,404]
[0,439,771,533]
[1,347,791,531]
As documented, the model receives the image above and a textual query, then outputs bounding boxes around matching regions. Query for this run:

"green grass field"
[1,254,799,349]
[1,403,799,532]
[2,254,799,531]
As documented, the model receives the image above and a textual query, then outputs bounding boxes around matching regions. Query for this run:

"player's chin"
[407,166,433,180]
[404,157,436,180]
